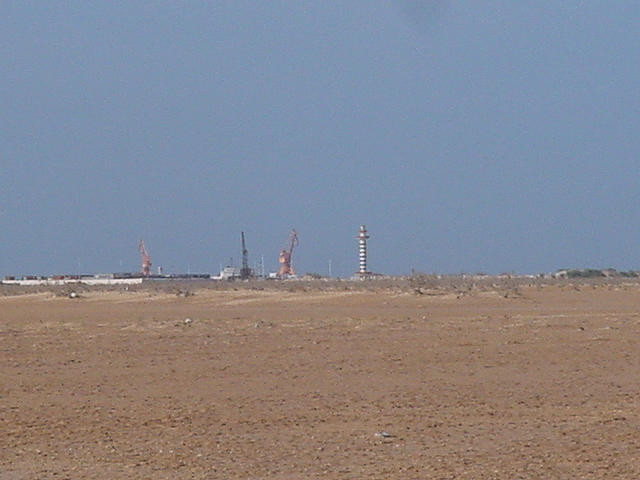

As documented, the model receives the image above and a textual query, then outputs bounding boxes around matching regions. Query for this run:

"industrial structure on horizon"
[240,231,252,280]
[138,239,152,277]
[1,225,381,284]
[355,225,371,277]
[277,229,298,278]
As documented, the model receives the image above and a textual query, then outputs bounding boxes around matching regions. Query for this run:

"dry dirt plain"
[2,281,640,479]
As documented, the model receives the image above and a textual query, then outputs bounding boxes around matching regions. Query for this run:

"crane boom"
[138,239,152,277]
[278,229,298,277]
[240,231,251,280]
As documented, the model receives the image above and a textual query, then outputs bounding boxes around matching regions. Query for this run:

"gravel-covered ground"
[2,281,640,479]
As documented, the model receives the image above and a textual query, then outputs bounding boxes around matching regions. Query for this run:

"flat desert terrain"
[2,281,640,479]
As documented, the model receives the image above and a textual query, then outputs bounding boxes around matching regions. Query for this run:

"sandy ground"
[2,282,640,479]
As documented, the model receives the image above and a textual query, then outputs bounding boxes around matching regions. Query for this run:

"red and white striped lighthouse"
[356,225,370,276]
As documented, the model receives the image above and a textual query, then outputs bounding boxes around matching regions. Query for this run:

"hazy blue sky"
[2,1,639,277]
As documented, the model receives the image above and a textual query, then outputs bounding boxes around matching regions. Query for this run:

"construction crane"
[138,239,152,277]
[278,229,298,277]
[240,231,251,280]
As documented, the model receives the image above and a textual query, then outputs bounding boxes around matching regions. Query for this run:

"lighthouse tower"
[355,225,370,277]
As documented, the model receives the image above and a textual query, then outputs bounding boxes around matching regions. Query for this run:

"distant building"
[211,266,241,281]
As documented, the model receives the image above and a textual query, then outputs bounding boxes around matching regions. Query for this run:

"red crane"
[278,229,298,277]
[138,239,152,277]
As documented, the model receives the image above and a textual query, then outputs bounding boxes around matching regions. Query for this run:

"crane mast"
[278,229,298,277]
[138,239,151,277]
[240,231,251,280]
